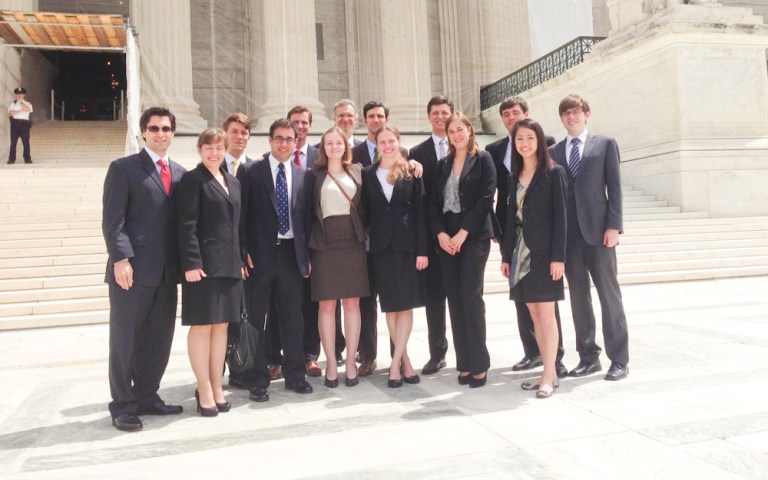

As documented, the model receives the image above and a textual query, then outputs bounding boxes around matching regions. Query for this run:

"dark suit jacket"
[549,134,623,246]
[430,150,497,241]
[241,157,310,277]
[220,155,254,176]
[305,164,366,251]
[486,134,556,237]
[408,136,444,202]
[500,165,567,264]
[176,164,244,278]
[102,149,186,286]
[352,140,409,168]
[305,145,319,170]
[362,163,429,256]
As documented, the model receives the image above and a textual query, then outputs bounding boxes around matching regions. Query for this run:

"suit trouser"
[9,118,31,161]
[245,241,306,384]
[108,272,177,418]
[424,245,448,361]
[358,254,378,362]
[565,233,629,366]
[515,301,566,363]
[439,236,491,375]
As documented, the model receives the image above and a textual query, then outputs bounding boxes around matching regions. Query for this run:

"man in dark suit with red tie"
[102,107,186,432]
[241,118,313,398]
[485,96,568,378]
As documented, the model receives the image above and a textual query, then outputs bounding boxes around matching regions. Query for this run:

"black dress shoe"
[285,379,313,394]
[112,414,142,432]
[556,362,569,379]
[344,375,359,387]
[24,158,32,164]
[568,360,602,377]
[137,400,183,416]
[604,363,629,381]
[249,387,270,402]
[403,374,420,384]
[512,356,543,371]
[469,373,487,389]
[421,357,447,375]
[387,377,403,388]
[216,401,232,412]
[458,373,471,385]
[324,376,339,388]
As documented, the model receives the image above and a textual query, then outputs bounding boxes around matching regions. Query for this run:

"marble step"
[0,221,101,233]
[0,244,106,259]
[0,253,106,269]
[624,211,709,221]
[0,214,102,225]
[0,284,107,304]
[0,236,104,249]
[0,309,110,330]
[0,263,104,281]
[0,273,104,292]
[0,296,110,317]
[0,228,102,241]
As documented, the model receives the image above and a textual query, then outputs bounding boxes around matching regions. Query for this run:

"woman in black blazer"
[362,125,429,388]
[500,118,567,399]
[176,128,245,416]
[430,112,497,388]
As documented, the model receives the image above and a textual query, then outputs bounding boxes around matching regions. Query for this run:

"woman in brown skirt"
[305,127,368,388]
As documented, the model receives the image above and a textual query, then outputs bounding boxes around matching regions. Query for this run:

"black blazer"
[500,165,568,264]
[102,149,186,286]
[176,164,244,278]
[305,145,319,170]
[486,134,556,237]
[408,136,444,201]
[430,150,498,241]
[305,164,366,251]
[240,157,310,278]
[362,163,429,256]
[352,141,408,168]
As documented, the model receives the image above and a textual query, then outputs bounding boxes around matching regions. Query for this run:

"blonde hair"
[375,125,412,184]
[315,127,353,169]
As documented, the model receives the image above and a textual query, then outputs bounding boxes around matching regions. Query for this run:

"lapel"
[552,140,568,169]
[140,149,167,196]
[460,152,478,183]
[525,169,545,202]
[368,163,387,203]
[257,158,277,213]
[581,133,596,165]
[198,164,233,206]
[499,137,511,175]
[290,161,303,213]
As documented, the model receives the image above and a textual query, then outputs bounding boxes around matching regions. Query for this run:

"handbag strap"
[327,170,357,211]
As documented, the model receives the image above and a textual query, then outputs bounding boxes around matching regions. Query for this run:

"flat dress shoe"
[604,363,629,381]
[285,379,313,394]
[521,379,559,391]
[137,401,183,416]
[358,360,376,377]
[306,360,322,377]
[536,383,556,399]
[458,373,471,386]
[267,364,282,380]
[421,357,447,375]
[387,377,403,388]
[403,374,420,384]
[469,373,487,389]
[324,376,339,388]
[249,387,269,402]
[512,356,543,371]
[568,360,602,377]
[112,414,143,432]
[345,375,359,387]
[556,362,569,379]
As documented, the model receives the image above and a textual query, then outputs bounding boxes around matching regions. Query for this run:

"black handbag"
[226,289,259,375]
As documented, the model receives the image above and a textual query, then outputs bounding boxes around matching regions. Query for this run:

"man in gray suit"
[288,105,319,170]
[549,94,629,381]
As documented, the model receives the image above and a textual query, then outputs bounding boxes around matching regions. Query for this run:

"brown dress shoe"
[358,360,376,377]
[306,360,322,377]
[267,364,282,380]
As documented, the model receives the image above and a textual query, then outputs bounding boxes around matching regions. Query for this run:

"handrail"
[480,36,606,111]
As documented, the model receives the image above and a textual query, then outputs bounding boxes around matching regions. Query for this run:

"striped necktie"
[568,138,581,178]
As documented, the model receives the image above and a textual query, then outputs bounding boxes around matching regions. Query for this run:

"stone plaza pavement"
[0,276,766,479]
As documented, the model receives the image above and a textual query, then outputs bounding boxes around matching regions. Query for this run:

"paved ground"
[1,276,767,479]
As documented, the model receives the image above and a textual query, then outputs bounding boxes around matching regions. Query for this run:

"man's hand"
[603,228,620,248]
[185,268,207,282]
[114,259,133,290]
[501,262,510,278]
[408,159,423,178]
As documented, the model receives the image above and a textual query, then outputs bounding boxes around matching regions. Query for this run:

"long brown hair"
[375,125,412,184]
[445,112,478,157]
[315,127,353,170]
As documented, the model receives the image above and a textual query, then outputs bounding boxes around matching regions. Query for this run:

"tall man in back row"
[549,94,629,381]
[102,107,186,432]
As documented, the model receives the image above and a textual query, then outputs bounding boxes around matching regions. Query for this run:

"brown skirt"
[311,215,369,301]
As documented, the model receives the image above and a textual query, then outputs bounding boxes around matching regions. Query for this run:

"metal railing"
[480,36,606,111]
[50,89,125,121]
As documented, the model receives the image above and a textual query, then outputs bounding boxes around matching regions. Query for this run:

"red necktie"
[293,150,302,168]
[157,159,171,195]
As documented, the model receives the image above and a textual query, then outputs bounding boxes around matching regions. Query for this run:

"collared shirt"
[144,147,169,175]
[292,143,309,170]
[348,136,357,147]
[432,134,448,161]
[8,100,32,120]
[269,154,293,239]
[225,152,247,175]
[565,129,589,161]
[365,138,377,163]
[503,134,514,173]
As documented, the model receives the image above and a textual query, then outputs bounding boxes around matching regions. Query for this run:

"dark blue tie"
[568,137,581,178]
[276,163,289,235]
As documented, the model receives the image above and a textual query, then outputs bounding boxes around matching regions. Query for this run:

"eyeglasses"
[561,108,584,118]
[272,136,296,144]
[146,126,173,133]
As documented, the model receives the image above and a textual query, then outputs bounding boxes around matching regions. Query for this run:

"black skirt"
[371,249,425,312]
[181,277,241,326]
[510,252,564,303]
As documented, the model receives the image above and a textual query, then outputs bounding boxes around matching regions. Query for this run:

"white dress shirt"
[269,155,293,239]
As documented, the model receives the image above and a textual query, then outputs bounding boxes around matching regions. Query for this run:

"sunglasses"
[146,126,173,133]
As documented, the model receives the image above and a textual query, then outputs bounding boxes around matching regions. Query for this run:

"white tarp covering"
[527,0,594,59]
[124,26,141,156]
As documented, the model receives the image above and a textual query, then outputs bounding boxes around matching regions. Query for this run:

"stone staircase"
[1,123,767,329]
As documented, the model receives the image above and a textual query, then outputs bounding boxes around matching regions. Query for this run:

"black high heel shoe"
[324,375,339,388]
[194,390,219,417]
[215,400,231,412]
[458,373,471,385]
[469,372,487,389]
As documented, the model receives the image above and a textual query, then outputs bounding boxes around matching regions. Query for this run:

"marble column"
[249,0,331,131]
[349,0,431,131]
[131,0,207,133]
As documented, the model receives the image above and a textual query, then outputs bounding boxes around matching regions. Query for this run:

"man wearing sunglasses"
[102,107,187,432]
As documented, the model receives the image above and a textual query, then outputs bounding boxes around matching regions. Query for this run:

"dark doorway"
[41,51,126,121]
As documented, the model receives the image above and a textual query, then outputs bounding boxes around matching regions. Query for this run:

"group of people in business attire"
[102,92,630,432]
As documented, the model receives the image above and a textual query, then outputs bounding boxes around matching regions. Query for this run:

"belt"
[276,238,294,246]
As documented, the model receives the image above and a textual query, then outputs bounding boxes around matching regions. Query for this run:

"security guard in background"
[7,87,33,164]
